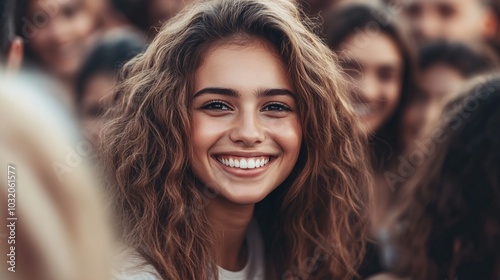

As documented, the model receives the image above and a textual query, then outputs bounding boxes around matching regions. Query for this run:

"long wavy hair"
[101,0,372,279]
[389,75,500,279]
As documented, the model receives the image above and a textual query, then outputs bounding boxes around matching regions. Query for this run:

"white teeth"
[217,156,271,169]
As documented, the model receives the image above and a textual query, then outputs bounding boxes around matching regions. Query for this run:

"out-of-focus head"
[15,0,101,80]
[324,3,414,171]
[76,32,145,147]
[402,41,498,151]
[402,0,498,46]
[1,0,23,72]
[391,74,500,279]
[0,72,113,280]
[324,4,411,135]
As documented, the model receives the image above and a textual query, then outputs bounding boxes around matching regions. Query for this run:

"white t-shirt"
[114,219,265,280]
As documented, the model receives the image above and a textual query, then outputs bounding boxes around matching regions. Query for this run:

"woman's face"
[27,0,98,79]
[338,32,403,133]
[190,39,302,205]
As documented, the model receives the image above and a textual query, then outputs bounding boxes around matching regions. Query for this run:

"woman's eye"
[201,101,231,110]
[262,102,291,112]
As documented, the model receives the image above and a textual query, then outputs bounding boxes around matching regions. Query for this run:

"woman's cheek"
[74,13,96,38]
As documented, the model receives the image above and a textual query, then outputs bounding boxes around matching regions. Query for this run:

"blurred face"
[27,0,98,79]
[403,0,491,45]
[338,32,403,133]
[402,64,465,150]
[80,73,114,146]
[190,39,302,205]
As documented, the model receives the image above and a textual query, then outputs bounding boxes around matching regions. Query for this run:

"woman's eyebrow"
[193,87,295,98]
[256,88,295,98]
[193,87,240,98]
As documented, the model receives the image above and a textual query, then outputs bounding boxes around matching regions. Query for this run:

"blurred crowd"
[1,0,500,279]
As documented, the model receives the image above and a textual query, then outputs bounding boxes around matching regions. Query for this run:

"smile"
[215,155,271,169]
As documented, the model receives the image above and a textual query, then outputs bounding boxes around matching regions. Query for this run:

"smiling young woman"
[101,0,372,279]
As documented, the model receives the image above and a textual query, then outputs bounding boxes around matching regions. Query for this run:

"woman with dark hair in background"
[323,2,415,227]
[76,32,145,147]
[388,74,500,280]
[402,41,499,153]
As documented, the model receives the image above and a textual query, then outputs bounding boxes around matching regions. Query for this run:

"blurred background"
[1,0,499,279]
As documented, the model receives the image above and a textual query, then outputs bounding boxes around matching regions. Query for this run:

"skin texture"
[402,64,464,151]
[80,73,115,147]
[190,39,302,271]
[338,32,403,134]
[27,0,98,80]
[403,0,497,45]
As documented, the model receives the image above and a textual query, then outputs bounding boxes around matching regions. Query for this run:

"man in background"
[402,0,498,47]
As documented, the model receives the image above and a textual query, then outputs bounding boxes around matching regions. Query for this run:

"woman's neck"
[206,197,255,271]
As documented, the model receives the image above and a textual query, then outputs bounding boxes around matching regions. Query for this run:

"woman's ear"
[482,9,498,39]
[6,37,24,75]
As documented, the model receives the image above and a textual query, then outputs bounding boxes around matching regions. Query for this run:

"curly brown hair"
[389,74,500,280]
[101,0,372,279]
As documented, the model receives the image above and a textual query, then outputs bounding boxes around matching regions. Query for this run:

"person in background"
[0,72,114,280]
[387,74,500,280]
[323,2,414,224]
[401,41,499,154]
[402,0,498,47]
[15,0,102,93]
[0,0,23,73]
[76,32,145,147]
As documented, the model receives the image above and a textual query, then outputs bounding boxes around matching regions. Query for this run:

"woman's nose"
[229,111,265,146]
[356,74,379,102]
